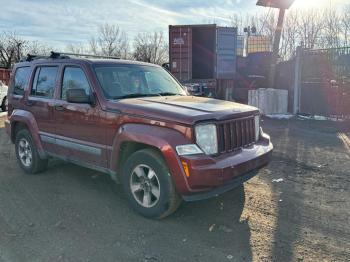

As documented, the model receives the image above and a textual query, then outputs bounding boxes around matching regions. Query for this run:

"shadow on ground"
[0,118,349,262]
[261,118,350,262]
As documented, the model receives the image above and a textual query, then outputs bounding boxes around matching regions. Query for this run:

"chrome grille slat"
[218,117,255,153]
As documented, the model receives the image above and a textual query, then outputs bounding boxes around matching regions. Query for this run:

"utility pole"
[256,0,295,88]
[293,46,302,114]
[268,8,285,89]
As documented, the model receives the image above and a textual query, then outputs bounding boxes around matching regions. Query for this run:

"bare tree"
[0,31,53,68]
[133,31,168,65]
[89,23,130,59]
[24,40,51,55]
[321,8,343,48]
[296,9,324,49]
[229,6,350,60]
[89,37,98,55]
[65,43,88,54]
[229,14,244,33]
[0,31,25,68]
[341,6,350,46]
[280,10,300,59]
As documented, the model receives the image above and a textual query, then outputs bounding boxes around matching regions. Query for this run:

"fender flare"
[9,109,46,158]
[109,123,194,194]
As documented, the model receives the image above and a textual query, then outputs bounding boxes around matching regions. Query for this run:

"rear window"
[14,67,31,95]
[31,66,58,98]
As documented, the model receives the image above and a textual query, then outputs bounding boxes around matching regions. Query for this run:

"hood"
[107,95,259,125]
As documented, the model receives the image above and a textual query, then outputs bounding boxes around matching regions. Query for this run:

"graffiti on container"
[173,37,184,45]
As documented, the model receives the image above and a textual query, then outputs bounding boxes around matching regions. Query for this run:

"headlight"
[195,124,218,155]
[254,115,260,142]
[176,144,203,156]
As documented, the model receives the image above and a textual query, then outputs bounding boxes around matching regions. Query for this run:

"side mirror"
[66,89,92,104]
[162,63,170,72]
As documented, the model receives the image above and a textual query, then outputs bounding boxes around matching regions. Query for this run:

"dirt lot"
[0,115,349,262]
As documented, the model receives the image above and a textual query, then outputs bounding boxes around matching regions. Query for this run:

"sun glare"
[293,0,333,9]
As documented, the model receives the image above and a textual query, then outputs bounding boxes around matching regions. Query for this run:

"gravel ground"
[0,116,349,262]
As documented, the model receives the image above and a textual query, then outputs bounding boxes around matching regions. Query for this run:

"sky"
[0,0,348,49]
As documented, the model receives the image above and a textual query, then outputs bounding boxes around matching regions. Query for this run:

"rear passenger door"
[53,65,107,168]
[27,65,59,154]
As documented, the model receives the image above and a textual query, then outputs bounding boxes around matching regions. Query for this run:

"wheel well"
[11,122,28,142]
[117,142,161,174]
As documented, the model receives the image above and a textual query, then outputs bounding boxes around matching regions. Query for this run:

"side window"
[31,66,58,98]
[14,67,31,95]
[61,67,91,100]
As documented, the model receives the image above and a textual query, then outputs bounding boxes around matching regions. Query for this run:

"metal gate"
[299,47,350,119]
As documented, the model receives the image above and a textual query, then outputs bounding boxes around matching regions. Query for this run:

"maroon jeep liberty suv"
[5,52,273,218]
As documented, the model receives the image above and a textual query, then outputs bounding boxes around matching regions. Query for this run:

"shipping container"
[169,24,237,99]
[0,68,11,85]
[236,35,245,56]
[246,36,272,54]
[247,52,272,78]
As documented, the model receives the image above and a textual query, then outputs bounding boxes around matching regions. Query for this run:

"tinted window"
[61,67,91,100]
[31,66,58,98]
[14,67,30,95]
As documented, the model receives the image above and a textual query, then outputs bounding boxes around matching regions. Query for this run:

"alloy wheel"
[18,138,32,167]
[130,164,161,208]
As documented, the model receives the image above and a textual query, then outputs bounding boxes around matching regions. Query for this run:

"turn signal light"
[181,161,190,177]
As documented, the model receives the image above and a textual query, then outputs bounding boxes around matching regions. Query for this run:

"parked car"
[183,82,216,98]
[5,52,273,218]
[0,80,8,112]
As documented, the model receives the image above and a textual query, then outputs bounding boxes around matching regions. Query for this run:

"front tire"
[15,129,48,174]
[122,149,182,219]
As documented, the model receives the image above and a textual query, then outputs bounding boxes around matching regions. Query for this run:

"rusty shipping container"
[169,24,237,99]
[0,68,11,85]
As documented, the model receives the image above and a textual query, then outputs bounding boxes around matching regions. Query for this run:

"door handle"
[26,100,34,106]
[55,105,65,111]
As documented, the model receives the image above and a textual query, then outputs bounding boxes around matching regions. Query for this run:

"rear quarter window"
[13,67,31,95]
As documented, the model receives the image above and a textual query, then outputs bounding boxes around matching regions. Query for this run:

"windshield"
[94,65,186,99]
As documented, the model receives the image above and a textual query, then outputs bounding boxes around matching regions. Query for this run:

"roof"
[15,54,159,68]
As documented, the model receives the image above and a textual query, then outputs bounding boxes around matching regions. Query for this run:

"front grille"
[217,116,256,153]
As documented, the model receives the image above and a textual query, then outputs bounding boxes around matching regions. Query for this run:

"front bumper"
[179,134,273,201]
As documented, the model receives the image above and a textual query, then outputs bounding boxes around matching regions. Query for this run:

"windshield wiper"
[154,92,181,96]
[114,93,160,100]
[114,92,181,100]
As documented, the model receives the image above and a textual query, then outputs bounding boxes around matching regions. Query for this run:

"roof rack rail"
[21,51,120,62]
[52,52,120,60]
[22,52,70,62]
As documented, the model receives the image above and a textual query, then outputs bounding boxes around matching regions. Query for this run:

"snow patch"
[272,178,284,183]
[266,114,294,120]
[298,115,344,122]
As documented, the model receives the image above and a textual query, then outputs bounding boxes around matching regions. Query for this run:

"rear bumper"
[179,134,273,201]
